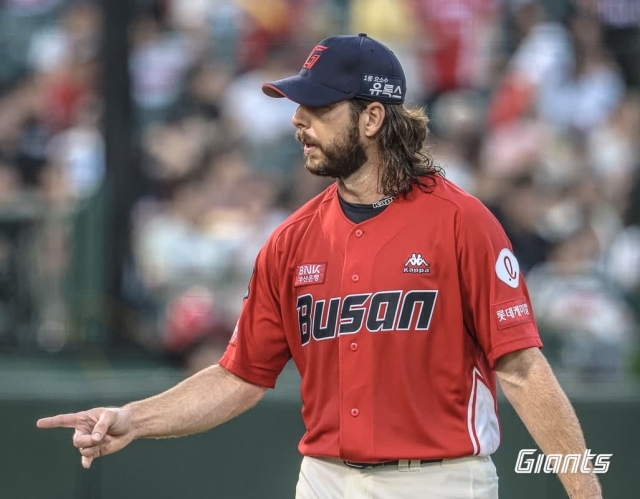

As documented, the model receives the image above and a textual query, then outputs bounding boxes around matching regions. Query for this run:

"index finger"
[37,413,80,429]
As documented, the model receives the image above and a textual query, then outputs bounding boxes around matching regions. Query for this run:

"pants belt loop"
[397,459,410,472]
[409,459,421,471]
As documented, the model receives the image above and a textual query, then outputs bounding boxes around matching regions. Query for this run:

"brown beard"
[295,117,368,179]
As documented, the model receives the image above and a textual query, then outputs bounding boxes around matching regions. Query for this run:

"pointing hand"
[37,407,135,469]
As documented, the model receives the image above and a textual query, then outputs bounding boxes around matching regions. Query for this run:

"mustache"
[295,130,319,147]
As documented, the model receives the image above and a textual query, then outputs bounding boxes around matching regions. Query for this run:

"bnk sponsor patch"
[294,263,327,287]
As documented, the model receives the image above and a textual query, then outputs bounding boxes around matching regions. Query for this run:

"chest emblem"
[404,253,430,274]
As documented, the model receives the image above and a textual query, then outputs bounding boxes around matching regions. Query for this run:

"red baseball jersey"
[219,178,543,462]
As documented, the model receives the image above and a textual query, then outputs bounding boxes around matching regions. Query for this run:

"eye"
[312,103,338,115]
[307,105,329,116]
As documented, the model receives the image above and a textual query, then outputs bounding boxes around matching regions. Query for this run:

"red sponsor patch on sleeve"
[294,263,327,287]
[492,298,533,329]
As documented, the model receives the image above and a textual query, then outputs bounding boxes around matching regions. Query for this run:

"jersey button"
[351,274,359,282]
[350,342,358,351]
[355,229,363,237]
[350,408,360,417]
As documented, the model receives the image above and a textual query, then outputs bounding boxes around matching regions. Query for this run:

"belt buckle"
[342,461,367,470]
[343,461,370,469]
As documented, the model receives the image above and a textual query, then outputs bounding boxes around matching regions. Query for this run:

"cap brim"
[262,75,352,106]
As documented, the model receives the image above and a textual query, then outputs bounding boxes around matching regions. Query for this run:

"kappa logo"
[404,253,430,274]
[372,196,394,208]
[302,45,328,70]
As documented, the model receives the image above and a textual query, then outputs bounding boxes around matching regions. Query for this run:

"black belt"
[343,459,443,469]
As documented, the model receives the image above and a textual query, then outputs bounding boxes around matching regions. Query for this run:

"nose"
[292,105,309,129]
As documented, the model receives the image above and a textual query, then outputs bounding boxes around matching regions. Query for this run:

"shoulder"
[415,177,501,229]
[263,183,337,253]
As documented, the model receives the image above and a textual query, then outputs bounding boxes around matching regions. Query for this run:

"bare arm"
[496,347,602,499]
[128,364,267,439]
[37,364,267,468]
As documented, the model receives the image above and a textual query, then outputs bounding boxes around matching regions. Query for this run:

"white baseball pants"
[295,455,499,498]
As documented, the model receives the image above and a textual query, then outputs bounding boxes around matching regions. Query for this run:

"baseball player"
[37,34,603,499]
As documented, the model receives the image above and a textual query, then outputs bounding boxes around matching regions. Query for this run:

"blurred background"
[0,0,638,498]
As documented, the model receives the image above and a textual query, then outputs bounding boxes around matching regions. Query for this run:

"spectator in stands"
[221,44,301,176]
[130,7,196,129]
[538,6,626,131]
[526,222,638,379]
[577,0,640,90]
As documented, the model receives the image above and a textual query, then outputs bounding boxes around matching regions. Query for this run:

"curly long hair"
[349,99,444,198]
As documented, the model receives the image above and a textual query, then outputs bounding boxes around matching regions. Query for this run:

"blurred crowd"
[0,0,638,380]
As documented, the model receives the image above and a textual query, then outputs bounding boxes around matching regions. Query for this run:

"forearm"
[497,349,602,498]
[125,364,266,440]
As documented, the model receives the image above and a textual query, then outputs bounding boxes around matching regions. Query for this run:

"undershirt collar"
[338,194,394,224]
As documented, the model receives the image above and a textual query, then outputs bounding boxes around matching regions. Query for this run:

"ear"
[362,102,385,138]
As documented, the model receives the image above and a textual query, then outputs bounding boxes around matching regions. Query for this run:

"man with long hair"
[37,34,602,499]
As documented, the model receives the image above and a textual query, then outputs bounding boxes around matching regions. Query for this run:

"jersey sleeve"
[219,237,291,388]
[457,200,543,369]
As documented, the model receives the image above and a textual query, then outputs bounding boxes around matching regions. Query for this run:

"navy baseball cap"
[262,33,406,106]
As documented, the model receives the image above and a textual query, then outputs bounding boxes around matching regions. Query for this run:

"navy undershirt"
[338,194,392,224]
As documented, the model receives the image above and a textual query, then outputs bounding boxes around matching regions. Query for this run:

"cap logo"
[302,45,329,70]
[361,74,403,100]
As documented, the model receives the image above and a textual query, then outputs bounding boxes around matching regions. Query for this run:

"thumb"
[91,410,118,442]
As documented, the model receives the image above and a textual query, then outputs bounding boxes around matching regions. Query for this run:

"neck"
[337,154,386,204]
